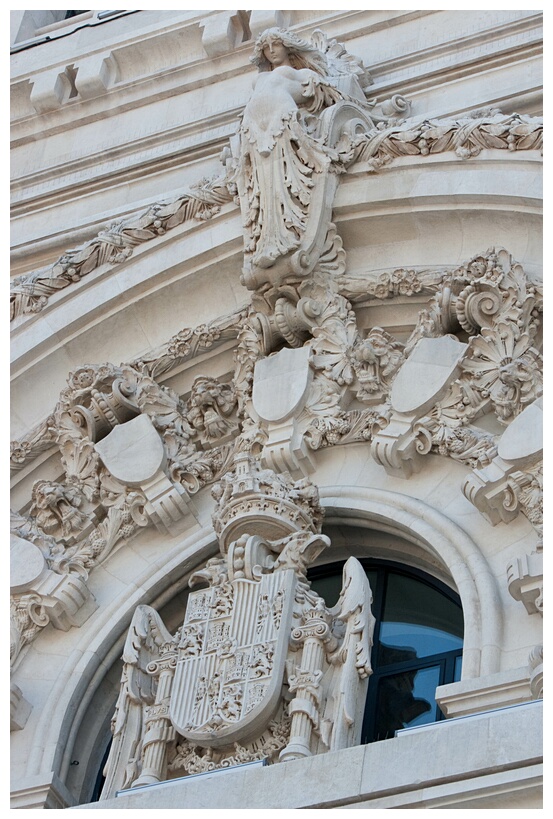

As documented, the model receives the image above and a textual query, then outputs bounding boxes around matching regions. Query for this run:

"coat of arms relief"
[101,456,374,797]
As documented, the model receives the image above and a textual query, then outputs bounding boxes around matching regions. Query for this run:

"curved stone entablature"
[10,109,543,321]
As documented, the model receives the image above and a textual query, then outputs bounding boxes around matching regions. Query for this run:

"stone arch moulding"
[319,485,503,681]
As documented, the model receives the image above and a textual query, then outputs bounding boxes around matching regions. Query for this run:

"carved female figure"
[237,28,350,288]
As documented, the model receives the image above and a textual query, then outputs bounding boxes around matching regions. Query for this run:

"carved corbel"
[507,552,543,615]
[29,66,76,113]
[372,336,467,478]
[95,414,198,536]
[463,397,542,527]
[74,51,117,99]
[200,10,250,57]
[370,413,432,479]
[247,10,292,41]
[462,456,520,525]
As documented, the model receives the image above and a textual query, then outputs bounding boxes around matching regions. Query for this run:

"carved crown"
[211,453,324,551]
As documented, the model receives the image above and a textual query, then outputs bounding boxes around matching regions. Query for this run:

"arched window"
[308,559,463,744]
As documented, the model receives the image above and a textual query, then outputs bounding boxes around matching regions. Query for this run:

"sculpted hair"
[250,27,328,75]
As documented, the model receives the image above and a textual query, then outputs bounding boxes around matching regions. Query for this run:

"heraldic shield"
[170,569,296,747]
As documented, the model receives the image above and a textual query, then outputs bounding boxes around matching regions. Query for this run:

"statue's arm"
[301,72,343,114]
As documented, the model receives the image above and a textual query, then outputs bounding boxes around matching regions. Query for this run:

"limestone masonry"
[10,10,542,809]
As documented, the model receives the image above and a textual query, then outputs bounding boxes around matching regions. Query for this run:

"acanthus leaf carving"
[350,111,542,171]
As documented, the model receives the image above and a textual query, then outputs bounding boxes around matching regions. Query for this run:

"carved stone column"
[280,600,335,761]
[132,646,177,788]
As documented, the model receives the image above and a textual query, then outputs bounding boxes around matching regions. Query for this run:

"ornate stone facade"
[11,10,542,811]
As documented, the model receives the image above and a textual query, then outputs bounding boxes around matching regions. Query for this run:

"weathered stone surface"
[10,534,46,594]
[391,336,468,416]
[498,396,542,463]
[94,415,166,486]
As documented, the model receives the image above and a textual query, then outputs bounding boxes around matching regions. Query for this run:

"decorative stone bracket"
[462,397,542,526]
[507,552,543,616]
[10,533,97,635]
[370,413,431,479]
[462,455,521,526]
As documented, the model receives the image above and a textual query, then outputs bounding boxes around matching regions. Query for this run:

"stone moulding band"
[10,113,542,322]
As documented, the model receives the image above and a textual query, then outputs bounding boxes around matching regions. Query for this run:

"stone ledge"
[436,666,535,718]
[10,771,76,810]
[71,700,542,810]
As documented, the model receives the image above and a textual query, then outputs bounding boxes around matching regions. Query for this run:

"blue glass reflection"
[379,622,463,662]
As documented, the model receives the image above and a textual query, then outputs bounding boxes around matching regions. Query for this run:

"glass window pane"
[373,665,441,741]
[454,654,463,682]
[379,573,463,664]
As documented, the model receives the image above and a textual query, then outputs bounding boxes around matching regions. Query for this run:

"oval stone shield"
[252,346,312,424]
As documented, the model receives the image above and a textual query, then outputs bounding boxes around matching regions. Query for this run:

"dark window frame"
[308,558,464,744]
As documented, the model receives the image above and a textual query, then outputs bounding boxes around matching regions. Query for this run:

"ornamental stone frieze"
[100,456,374,797]
[10,244,542,660]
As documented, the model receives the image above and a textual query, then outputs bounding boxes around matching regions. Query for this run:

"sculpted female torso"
[237,32,340,276]
[242,41,319,156]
